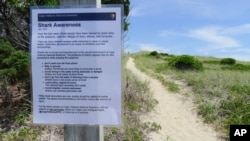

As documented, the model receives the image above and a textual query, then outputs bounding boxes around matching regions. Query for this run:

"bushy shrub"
[0,39,30,83]
[149,51,158,56]
[220,58,236,65]
[168,55,203,71]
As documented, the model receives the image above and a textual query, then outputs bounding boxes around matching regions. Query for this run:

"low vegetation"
[0,39,37,141]
[221,63,250,71]
[0,41,159,140]
[132,51,250,139]
[2,37,249,140]
[105,68,160,141]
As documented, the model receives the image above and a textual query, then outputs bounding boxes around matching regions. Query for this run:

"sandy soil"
[126,57,220,141]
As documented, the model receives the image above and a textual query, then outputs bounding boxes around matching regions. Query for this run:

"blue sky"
[126,0,250,61]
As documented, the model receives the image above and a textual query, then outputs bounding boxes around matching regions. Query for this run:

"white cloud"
[138,43,170,53]
[159,24,250,59]
[187,26,240,49]
[221,24,250,35]
[160,25,248,50]
[129,0,250,60]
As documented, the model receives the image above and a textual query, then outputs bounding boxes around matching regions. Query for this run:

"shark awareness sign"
[31,6,123,125]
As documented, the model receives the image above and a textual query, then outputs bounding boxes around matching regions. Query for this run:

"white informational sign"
[31,7,122,125]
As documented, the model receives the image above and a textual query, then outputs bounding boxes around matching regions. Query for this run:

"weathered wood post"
[60,0,103,141]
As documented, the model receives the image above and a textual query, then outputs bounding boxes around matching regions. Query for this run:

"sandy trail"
[126,58,219,141]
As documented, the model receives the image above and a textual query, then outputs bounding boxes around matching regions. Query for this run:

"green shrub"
[0,39,30,83]
[0,38,15,65]
[149,51,158,56]
[168,55,203,71]
[220,58,236,65]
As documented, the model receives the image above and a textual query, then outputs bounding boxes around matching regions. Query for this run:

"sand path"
[126,57,219,141]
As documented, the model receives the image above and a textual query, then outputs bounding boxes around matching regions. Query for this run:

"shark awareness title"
[38,23,81,27]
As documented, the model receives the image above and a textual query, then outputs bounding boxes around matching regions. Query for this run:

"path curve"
[126,57,219,141]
